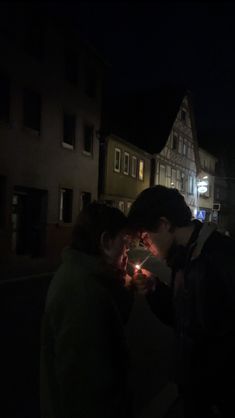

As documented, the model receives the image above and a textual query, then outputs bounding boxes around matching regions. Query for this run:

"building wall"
[100,135,151,214]
[0,15,103,268]
[155,95,199,217]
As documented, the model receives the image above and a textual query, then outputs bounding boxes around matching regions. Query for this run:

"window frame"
[59,187,73,224]
[131,156,137,178]
[123,152,130,175]
[114,148,121,173]
[62,112,76,149]
[83,124,94,155]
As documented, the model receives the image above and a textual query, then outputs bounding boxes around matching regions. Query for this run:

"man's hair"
[71,201,127,255]
[128,185,192,232]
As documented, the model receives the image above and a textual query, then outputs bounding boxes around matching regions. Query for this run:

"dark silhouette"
[128,185,235,418]
[40,202,133,418]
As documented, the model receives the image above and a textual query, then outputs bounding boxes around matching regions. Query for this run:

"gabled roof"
[102,86,189,154]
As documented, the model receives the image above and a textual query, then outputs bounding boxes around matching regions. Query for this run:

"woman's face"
[103,232,130,272]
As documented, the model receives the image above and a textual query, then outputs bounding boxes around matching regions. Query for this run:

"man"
[40,202,133,418]
[128,185,235,418]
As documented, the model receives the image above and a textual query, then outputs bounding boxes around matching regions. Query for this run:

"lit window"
[83,125,93,154]
[63,113,76,148]
[127,202,132,213]
[123,152,130,175]
[118,201,125,212]
[131,156,137,177]
[59,188,73,223]
[171,169,176,188]
[139,160,144,181]
[114,148,121,172]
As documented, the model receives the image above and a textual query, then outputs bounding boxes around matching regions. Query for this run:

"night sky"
[36,3,235,156]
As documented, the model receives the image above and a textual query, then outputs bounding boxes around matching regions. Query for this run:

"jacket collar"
[190,222,217,260]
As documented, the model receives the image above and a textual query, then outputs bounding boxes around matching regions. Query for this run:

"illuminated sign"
[197,179,208,194]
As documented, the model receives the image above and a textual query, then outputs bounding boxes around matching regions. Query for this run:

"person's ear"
[159,217,171,231]
[100,231,112,254]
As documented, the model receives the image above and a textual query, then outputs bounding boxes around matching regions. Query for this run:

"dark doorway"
[12,186,48,257]
[81,191,91,210]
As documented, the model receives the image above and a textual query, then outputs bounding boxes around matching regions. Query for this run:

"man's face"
[140,219,174,260]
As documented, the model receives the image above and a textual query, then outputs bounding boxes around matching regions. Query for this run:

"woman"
[40,202,133,418]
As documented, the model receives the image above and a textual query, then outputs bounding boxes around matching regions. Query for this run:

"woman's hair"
[128,185,192,232]
[71,201,127,255]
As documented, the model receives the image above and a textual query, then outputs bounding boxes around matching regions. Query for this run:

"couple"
[40,185,235,418]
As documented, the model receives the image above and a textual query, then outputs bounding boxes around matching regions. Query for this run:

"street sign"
[196,209,206,221]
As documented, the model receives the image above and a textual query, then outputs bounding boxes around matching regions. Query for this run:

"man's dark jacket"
[147,222,235,414]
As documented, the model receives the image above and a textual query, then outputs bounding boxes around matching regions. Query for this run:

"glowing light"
[135,264,141,270]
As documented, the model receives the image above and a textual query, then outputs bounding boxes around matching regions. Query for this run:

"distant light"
[171,182,174,185]
[135,264,141,270]
[203,176,208,179]
[198,186,207,194]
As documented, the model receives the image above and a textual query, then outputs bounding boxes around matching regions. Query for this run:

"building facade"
[98,134,151,214]
[0,8,104,273]
[154,94,200,217]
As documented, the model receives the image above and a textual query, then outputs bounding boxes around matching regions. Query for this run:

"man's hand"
[133,268,157,295]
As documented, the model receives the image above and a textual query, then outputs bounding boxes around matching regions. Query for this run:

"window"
[114,148,121,172]
[178,137,183,154]
[0,73,10,123]
[188,175,194,194]
[83,125,93,154]
[166,165,171,187]
[127,202,132,213]
[159,164,166,186]
[139,160,144,181]
[181,172,185,192]
[0,176,6,228]
[183,142,187,155]
[64,48,78,84]
[171,169,176,188]
[81,191,91,210]
[131,156,137,177]
[118,201,125,212]
[123,152,130,175]
[63,113,76,148]
[172,133,178,150]
[59,188,73,223]
[23,88,41,132]
[181,110,186,122]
